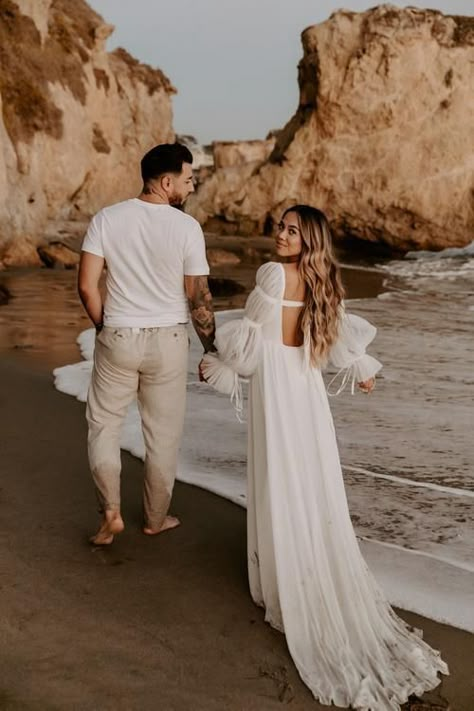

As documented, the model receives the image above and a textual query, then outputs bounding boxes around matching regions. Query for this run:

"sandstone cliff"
[0,0,175,260]
[188,6,474,250]
[213,138,276,169]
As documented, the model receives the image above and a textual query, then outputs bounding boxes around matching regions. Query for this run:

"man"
[78,143,216,545]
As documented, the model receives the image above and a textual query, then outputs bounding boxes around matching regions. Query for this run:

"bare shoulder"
[282,264,306,300]
[281,262,295,278]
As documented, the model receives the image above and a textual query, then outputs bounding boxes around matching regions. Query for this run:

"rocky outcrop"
[177,134,214,187]
[37,241,80,269]
[0,282,10,303]
[206,248,241,267]
[0,0,175,262]
[1,236,43,267]
[177,134,214,170]
[188,6,474,250]
[207,277,245,297]
[212,138,276,169]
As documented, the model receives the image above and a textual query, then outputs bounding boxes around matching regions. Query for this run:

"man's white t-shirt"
[82,199,210,327]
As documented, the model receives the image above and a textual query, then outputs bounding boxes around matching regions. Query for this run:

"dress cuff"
[201,353,244,420]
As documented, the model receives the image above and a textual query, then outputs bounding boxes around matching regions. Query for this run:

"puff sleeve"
[201,262,282,415]
[327,306,382,395]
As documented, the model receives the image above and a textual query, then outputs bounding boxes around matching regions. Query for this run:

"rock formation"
[206,248,241,267]
[37,241,80,269]
[188,6,474,250]
[212,138,276,169]
[177,134,214,171]
[0,0,175,263]
[177,134,214,187]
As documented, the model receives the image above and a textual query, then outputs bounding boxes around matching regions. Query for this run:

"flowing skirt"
[247,342,448,710]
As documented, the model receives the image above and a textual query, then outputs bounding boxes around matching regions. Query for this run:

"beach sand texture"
[1,244,473,709]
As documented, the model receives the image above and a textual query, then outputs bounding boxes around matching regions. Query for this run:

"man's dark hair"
[141,143,193,186]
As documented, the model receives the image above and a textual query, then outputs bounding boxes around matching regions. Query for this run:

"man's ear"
[161,175,172,192]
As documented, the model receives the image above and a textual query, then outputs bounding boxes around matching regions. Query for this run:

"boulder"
[0,236,43,267]
[0,282,10,303]
[208,277,246,297]
[37,241,80,269]
[206,248,241,267]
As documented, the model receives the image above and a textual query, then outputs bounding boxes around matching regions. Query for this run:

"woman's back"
[281,264,305,347]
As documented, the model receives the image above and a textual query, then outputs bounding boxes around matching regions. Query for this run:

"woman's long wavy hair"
[283,205,345,367]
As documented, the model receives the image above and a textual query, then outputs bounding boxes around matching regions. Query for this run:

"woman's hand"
[198,358,208,382]
[358,377,375,394]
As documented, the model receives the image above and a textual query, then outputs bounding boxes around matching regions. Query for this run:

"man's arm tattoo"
[188,276,217,353]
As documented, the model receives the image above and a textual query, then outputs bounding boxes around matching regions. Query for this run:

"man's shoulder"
[88,200,135,229]
[92,202,203,234]
[172,209,202,232]
[96,199,135,220]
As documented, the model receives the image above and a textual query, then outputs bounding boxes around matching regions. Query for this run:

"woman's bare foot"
[90,511,124,545]
[143,515,180,536]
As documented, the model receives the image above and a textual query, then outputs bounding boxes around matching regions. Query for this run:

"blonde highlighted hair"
[283,205,345,367]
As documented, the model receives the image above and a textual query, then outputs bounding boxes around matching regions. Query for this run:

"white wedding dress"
[202,261,448,710]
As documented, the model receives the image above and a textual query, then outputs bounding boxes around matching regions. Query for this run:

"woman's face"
[275,211,303,258]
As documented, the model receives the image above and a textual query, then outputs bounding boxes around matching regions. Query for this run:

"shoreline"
[54,313,474,635]
[1,355,473,710]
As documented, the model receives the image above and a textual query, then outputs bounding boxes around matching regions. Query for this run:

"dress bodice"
[246,261,303,344]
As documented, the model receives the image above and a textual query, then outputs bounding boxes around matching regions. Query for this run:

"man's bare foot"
[143,515,180,536]
[90,511,124,545]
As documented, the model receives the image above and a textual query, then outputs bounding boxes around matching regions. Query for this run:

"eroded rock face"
[213,139,276,169]
[0,0,175,258]
[188,6,474,250]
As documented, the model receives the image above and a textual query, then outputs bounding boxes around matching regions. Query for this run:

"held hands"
[357,377,375,394]
[199,345,217,383]
[198,358,208,383]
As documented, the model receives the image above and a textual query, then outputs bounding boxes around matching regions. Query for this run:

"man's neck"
[137,192,169,205]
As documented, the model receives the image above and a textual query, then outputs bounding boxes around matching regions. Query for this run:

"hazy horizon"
[88,0,473,144]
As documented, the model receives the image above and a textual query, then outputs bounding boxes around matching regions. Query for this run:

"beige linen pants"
[86,325,188,530]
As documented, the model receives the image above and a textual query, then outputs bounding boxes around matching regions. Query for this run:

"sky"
[88,0,472,144]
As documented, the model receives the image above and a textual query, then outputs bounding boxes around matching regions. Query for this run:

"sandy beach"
[0,352,473,710]
[1,239,473,710]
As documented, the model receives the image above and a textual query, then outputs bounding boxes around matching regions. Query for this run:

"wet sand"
[1,236,473,709]
[1,357,473,710]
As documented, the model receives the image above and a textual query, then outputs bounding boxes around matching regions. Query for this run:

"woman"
[201,205,447,710]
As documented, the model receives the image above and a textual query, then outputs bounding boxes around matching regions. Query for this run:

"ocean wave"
[405,241,474,260]
[377,241,474,294]
[380,256,474,279]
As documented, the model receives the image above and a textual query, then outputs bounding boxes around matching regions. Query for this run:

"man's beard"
[169,191,185,209]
